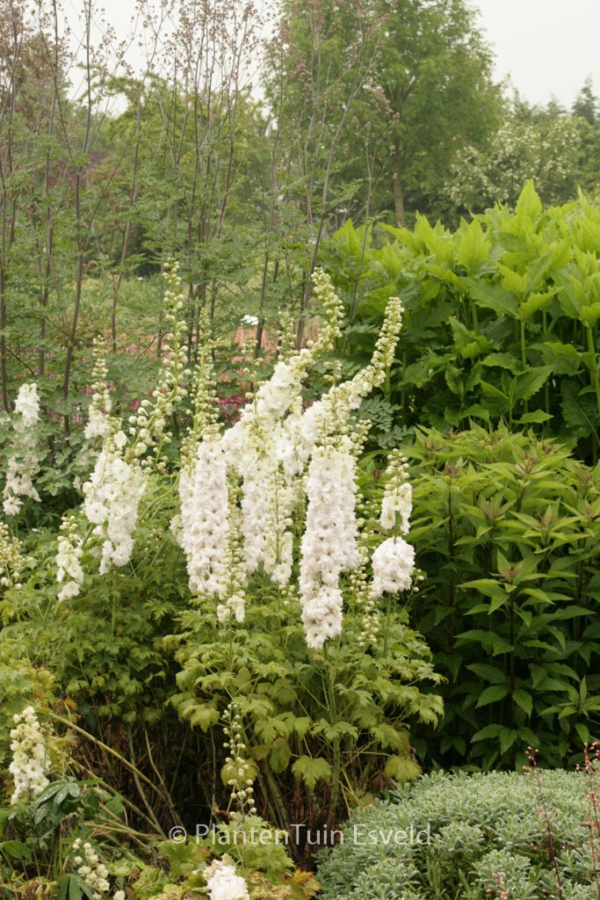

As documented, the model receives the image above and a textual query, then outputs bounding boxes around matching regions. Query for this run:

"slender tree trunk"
[392,153,406,227]
[111,92,142,354]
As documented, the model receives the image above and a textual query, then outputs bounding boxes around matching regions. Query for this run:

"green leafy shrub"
[317,765,600,900]
[404,425,600,769]
[0,268,441,864]
[322,185,600,464]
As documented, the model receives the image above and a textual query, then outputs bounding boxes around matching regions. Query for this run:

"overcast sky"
[67,0,599,111]
[474,0,598,108]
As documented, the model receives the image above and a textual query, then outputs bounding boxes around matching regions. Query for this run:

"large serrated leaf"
[464,279,519,318]
[476,685,508,707]
[291,756,332,790]
[512,689,533,717]
[515,181,543,220]
[456,218,491,276]
[384,755,422,784]
[466,664,506,684]
[561,380,600,438]
[513,366,553,401]
[269,739,292,774]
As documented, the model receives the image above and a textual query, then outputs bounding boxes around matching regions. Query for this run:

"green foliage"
[0,774,133,894]
[447,97,584,215]
[171,572,442,837]
[405,425,600,768]
[0,475,186,726]
[317,767,600,900]
[0,269,441,865]
[323,188,600,464]
[276,0,503,229]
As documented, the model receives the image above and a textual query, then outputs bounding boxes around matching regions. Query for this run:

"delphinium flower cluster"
[126,261,190,472]
[8,706,51,805]
[3,383,41,516]
[0,522,28,590]
[71,838,124,900]
[85,339,112,441]
[56,515,84,601]
[177,271,413,650]
[45,265,417,653]
[55,262,191,597]
[371,449,416,599]
[175,311,240,613]
[223,702,257,817]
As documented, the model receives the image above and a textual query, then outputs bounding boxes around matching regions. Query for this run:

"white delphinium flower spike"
[85,339,111,440]
[127,262,190,474]
[299,439,360,649]
[0,523,28,590]
[181,435,230,596]
[82,433,146,575]
[177,318,235,600]
[380,449,412,534]
[371,449,416,598]
[71,839,113,900]
[3,383,41,516]
[215,500,247,623]
[371,537,415,598]
[204,858,250,900]
[284,296,404,474]
[9,706,51,804]
[56,515,84,601]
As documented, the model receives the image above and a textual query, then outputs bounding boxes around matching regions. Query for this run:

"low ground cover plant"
[317,750,600,899]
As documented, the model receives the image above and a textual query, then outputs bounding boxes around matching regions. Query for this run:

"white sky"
[473,0,599,109]
[64,0,599,111]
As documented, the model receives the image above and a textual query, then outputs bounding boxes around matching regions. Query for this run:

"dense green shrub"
[317,766,600,899]
[402,425,600,769]
[323,184,600,464]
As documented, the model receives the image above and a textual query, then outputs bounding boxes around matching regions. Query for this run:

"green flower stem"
[520,320,528,415]
[587,325,600,435]
[323,646,341,827]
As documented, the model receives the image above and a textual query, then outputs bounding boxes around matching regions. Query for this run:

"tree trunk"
[392,153,406,227]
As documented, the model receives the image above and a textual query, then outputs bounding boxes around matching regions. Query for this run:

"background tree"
[572,78,600,196]
[446,95,583,215]
[371,0,503,226]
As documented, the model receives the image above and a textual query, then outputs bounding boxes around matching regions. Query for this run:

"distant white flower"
[3,383,41,516]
